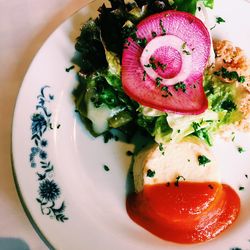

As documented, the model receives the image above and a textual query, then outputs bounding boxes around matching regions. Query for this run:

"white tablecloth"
[0,1,90,249]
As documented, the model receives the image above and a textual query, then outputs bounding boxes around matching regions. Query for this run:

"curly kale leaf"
[75,19,108,74]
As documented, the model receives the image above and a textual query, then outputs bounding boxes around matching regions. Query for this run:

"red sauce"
[126,182,240,243]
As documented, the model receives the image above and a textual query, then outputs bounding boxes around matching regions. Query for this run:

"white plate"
[12,0,250,249]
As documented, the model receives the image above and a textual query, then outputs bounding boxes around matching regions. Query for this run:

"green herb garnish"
[157,61,167,71]
[221,99,237,112]
[237,147,245,153]
[216,17,225,24]
[156,77,163,87]
[175,175,186,187]
[159,19,166,35]
[103,164,110,171]
[159,143,164,155]
[183,50,191,55]
[174,82,186,92]
[144,57,157,70]
[65,65,75,72]
[126,150,134,156]
[239,186,245,191]
[198,155,211,166]
[214,67,245,83]
[152,31,157,38]
[143,70,147,81]
[147,169,156,177]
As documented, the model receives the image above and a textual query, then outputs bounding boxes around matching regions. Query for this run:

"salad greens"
[73,0,243,145]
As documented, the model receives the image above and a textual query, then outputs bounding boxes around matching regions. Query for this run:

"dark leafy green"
[75,19,108,74]
[172,0,198,14]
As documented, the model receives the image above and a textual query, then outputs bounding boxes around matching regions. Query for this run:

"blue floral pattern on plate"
[29,86,68,222]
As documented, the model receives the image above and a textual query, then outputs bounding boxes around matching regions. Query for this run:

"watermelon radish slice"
[122,10,211,114]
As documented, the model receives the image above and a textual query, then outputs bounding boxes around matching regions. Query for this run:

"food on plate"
[127,138,240,243]
[133,136,219,193]
[122,10,210,114]
[128,137,240,243]
[72,0,249,245]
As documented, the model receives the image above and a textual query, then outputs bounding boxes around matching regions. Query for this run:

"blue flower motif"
[38,179,60,201]
[40,139,48,147]
[31,162,36,168]
[39,150,47,160]
[31,113,47,135]
[30,86,68,222]
[31,147,39,154]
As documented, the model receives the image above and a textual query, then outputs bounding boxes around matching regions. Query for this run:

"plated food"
[11,0,250,249]
[74,0,250,244]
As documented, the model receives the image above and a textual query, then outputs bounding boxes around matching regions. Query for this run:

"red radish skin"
[122,10,211,114]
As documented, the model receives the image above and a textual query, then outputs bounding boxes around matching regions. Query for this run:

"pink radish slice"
[140,35,192,85]
[151,46,182,79]
[122,10,211,114]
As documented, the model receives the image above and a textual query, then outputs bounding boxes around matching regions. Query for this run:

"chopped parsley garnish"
[124,39,131,48]
[152,31,157,38]
[103,164,110,171]
[159,143,164,155]
[237,146,245,153]
[208,184,214,189]
[181,42,191,55]
[175,175,186,187]
[166,182,170,187]
[245,174,248,179]
[144,57,157,70]
[216,17,225,24]
[129,29,147,48]
[156,77,163,87]
[198,155,211,166]
[239,186,245,191]
[174,82,186,92]
[65,65,75,72]
[210,17,225,30]
[221,99,237,112]
[161,86,172,97]
[143,70,147,81]
[126,150,134,156]
[147,169,156,178]
[214,67,245,83]
[136,37,147,48]
[159,19,166,35]
[103,131,118,143]
[157,61,167,71]
[182,50,191,55]
[231,132,236,142]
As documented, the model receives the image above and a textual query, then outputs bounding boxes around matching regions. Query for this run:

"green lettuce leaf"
[200,0,214,9]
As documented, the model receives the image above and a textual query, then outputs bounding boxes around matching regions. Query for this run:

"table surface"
[0,1,91,249]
